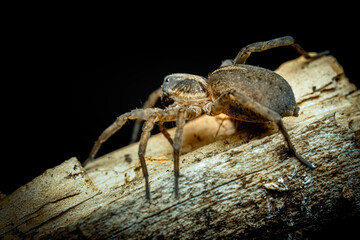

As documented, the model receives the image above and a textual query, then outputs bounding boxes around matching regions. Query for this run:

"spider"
[83,36,328,199]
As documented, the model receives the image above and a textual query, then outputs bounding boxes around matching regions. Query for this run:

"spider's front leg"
[138,115,157,199]
[84,106,200,199]
[84,108,177,199]
[171,106,202,195]
[173,108,186,195]
[83,112,131,167]
[84,108,170,167]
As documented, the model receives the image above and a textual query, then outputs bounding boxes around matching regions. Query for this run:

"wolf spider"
[83,36,328,199]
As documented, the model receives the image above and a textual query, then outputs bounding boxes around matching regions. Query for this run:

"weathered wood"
[1,55,359,239]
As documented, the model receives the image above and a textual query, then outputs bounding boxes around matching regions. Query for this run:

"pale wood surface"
[1,55,359,239]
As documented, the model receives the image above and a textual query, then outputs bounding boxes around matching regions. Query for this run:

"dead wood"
[1,55,359,239]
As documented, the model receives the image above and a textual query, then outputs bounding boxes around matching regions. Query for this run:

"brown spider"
[83,36,328,199]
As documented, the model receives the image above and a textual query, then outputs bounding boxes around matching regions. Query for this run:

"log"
[1,55,359,239]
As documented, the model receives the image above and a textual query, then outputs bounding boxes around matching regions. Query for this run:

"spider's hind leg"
[234,36,329,65]
[209,89,316,169]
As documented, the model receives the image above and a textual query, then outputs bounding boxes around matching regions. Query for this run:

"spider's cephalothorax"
[161,74,210,106]
[84,36,328,199]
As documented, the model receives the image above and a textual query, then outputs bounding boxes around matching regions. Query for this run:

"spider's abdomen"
[208,64,299,121]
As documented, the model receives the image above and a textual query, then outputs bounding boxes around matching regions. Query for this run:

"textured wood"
[1,55,359,239]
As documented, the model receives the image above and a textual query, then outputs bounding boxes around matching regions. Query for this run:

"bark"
[1,55,359,240]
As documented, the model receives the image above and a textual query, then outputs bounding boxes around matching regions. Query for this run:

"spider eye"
[165,78,170,83]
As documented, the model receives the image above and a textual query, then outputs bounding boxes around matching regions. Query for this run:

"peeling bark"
[1,55,359,239]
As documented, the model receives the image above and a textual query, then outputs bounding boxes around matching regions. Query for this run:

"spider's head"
[161,73,209,106]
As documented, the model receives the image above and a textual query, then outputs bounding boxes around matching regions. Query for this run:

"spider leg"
[234,36,329,65]
[158,122,173,146]
[138,115,157,199]
[83,112,131,167]
[84,108,172,167]
[173,108,186,195]
[85,106,200,198]
[130,88,162,143]
[209,90,316,169]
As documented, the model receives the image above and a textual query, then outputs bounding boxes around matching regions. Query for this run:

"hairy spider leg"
[83,108,177,199]
[158,122,173,146]
[173,108,186,195]
[83,112,131,167]
[234,36,329,65]
[84,108,176,166]
[209,89,316,169]
[84,107,201,198]
[138,115,158,199]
